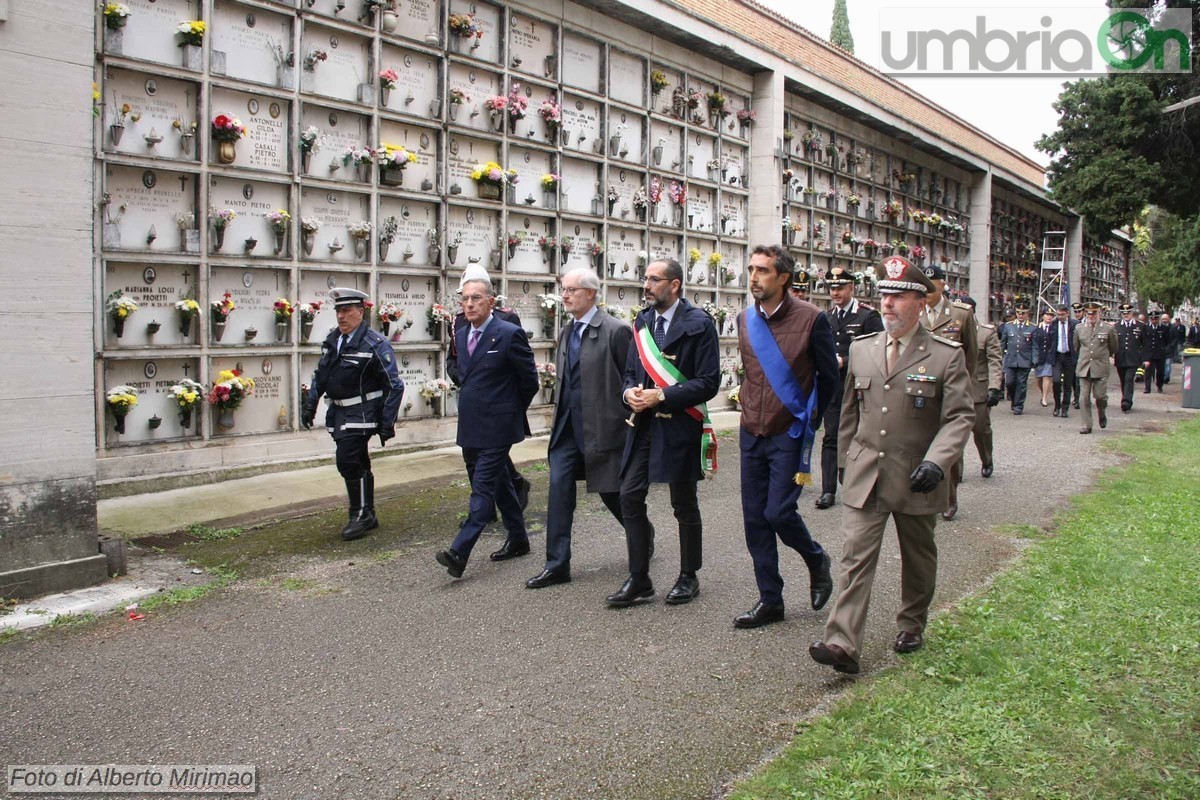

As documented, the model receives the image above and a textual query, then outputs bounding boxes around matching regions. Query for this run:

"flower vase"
[430,397,442,416]
[450,35,463,53]
[110,124,125,146]
[561,128,571,147]
[380,166,404,186]
[609,135,621,157]
[180,132,194,156]
[180,406,193,429]
[447,245,458,265]
[542,189,557,209]
[273,230,286,255]
[217,409,235,429]
[302,232,315,256]
[149,415,163,430]
[479,182,502,201]
[146,321,161,335]
[380,86,391,107]
[213,226,226,252]
[112,316,126,339]
[356,164,371,183]
[212,318,226,342]
[301,150,312,174]
[113,414,127,435]
[652,146,663,166]
[301,319,314,342]
[490,249,502,268]
[507,243,517,259]
[181,44,201,71]
[353,237,368,261]
[179,315,193,337]
[382,10,398,32]
[449,103,460,122]
[275,320,288,342]
[560,246,570,266]
[544,55,557,78]
[542,387,554,404]
[429,246,441,266]
[217,140,237,164]
[636,206,647,223]
[490,110,504,133]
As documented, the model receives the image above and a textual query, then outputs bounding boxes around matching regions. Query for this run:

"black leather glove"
[837,468,845,486]
[986,388,1002,407]
[378,426,395,446]
[300,404,315,430]
[909,461,944,494]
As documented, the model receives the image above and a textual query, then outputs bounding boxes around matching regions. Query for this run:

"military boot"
[341,473,379,540]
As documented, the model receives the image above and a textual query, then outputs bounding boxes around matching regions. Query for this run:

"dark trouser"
[450,446,527,559]
[1164,354,1174,381]
[620,425,702,578]
[1073,372,1080,405]
[544,428,622,574]
[1144,358,1166,391]
[1004,367,1030,411]
[972,401,993,467]
[740,429,826,605]
[1052,356,1076,410]
[1117,366,1138,409]
[335,435,372,480]
[819,381,845,496]
[465,451,528,497]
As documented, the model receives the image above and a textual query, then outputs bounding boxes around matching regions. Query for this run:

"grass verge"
[730,418,1200,800]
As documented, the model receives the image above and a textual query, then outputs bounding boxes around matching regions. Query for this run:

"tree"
[1036,1,1199,239]
[1133,209,1200,313]
[830,0,854,54]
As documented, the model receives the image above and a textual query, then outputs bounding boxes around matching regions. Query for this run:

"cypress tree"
[830,0,854,53]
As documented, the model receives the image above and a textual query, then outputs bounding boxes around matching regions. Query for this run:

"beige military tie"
[887,338,900,373]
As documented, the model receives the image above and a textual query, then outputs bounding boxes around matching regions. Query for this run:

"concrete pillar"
[0,3,108,596]
[748,70,786,251]
[968,169,993,320]
[1065,215,1084,305]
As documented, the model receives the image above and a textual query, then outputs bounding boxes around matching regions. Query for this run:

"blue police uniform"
[1000,316,1037,413]
[302,290,404,540]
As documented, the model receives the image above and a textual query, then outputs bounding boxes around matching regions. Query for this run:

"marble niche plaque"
[300,25,370,102]
[298,189,372,264]
[561,94,603,156]
[299,106,371,182]
[380,46,440,117]
[104,263,200,348]
[687,237,718,287]
[504,278,558,344]
[723,90,749,139]
[603,286,642,321]
[103,165,195,253]
[103,69,199,161]
[720,194,747,238]
[102,0,197,65]
[377,274,441,344]
[608,49,645,108]
[560,157,602,217]
[377,122,439,193]
[650,64,683,115]
[377,199,440,267]
[687,132,718,182]
[296,271,370,344]
[208,177,288,258]
[211,2,293,87]
[210,355,293,435]
[688,76,717,127]
[687,186,716,234]
[720,142,748,188]
[103,357,202,444]
[560,220,602,273]
[210,266,292,347]
[606,109,645,164]
[690,289,717,315]
[445,205,499,270]
[507,146,554,208]
[606,227,644,283]
[209,88,288,173]
[390,0,440,45]
[607,168,645,223]
[446,64,501,135]
[505,214,555,275]
[393,351,439,418]
[507,80,554,141]
[562,32,602,94]
[649,120,684,173]
[719,242,747,289]
[447,1,502,63]
[648,231,682,264]
[508,13,556,80]
[717,298,743,338]
[446,135,501,200]
[648,174,679,227]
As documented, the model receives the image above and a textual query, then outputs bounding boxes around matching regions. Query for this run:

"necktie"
[468,329,481,357]
[887,338,900,373]
[1060,322,1068,352]
[569,320,584,367]
[337,334,348,354]
[653,315,667,349]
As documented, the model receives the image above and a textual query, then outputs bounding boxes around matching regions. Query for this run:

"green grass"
[184,523,245,541]
[137,566,237,612]
[731,418,1200,800]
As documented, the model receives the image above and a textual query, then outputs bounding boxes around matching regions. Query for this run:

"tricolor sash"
[633,322,717,475]
[745,310,820,485]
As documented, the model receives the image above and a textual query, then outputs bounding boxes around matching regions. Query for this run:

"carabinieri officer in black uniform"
[301,288,404,540]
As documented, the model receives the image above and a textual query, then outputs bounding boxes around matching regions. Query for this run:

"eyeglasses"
[644,276,670,286]
[560,287,589,296]
[460,294,490,304]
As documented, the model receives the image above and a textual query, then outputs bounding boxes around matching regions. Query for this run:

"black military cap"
[1119,302,1134,313]
[791,272,810,291]
[961,295,978,309]
[1071,302,1084,312]
[1015,302,1030,312]
[823,266,857,287]
[922,264,946,281]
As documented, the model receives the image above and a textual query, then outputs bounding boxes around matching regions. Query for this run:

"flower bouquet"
[347,220,372,260]
[175,297,200,337]
[506,230,525,258]
[169,378,204,429]
[211,113,247,164]
[378,302,410,341]
[104,3,130,29]
[448,12,482,52]
[538,293,562,338]
[558,236,574,267]
[106,385,138,434]
[537,362,557,400]
[343,145,377,181]
[211,291,235,342]
[267,209,290,254]
[538,99,561,140]
[299,299,322,342]
[106,289,137,338]
[378,144,417,186]
[483,94,508,131]
[736,108,756,129]
[211,208,236,251]
[379,216,399,261]
[471,161,508,200]
[298,125,322,173]
[300,217,321,256]
[507,84,529,133]
[650,69,669,98]
[272,298,294,341]
[176,20,205,47]
[419,378,453,414]
[427,302,454,337]
[379,67,398,105]
[538,234,557,264]
[207,369,255,429]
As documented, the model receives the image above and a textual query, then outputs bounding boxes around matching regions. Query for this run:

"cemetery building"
[0,0,1131,596]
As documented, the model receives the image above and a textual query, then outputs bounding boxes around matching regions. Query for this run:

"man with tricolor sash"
[607,258,720,608]
[732,245,840,629]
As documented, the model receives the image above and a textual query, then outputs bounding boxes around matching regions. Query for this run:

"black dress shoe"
[734,601,785,629]
[808,641,860,674]
[525,568,571,589]
[894,631,924,653]
[981,463,994,478]
[606,576,655,607]
[489,539,530,561]
[665,572,700,605]
[1060,409,1069,418]
[1052,408,1061,417]
[436,549,466,578]
[1098,409,1108,428]
[1013,408,1023,415]
[942,502,958,521]
[341,509,379,541]
[516,476,531,511]
[814,492,835,510]
[1073,401,1080,409]
[810,553,834,610]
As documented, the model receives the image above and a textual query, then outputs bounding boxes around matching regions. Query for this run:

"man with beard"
[607,258,720,608]
[732,245,840,628]
[809,256,973,674]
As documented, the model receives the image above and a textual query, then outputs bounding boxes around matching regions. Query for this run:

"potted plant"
[175,19,205,69]
[168,378,204,429]
[105,289,137,338]
[206,368,255,429]
[210,113,247,164]
[267,209,290,255]
[541,173,560,209]
[379,216,398,261]
[298,125,322,174]
[300,217,321,256]
[736,108,756,131]
[348,221,372,260]
[211,291,235,342]
[106,385,138,435]
[273,298,294,342]
[538,99,561,142]
[378,67,398,106]
[378,145,417,186]
[298,300,322,342]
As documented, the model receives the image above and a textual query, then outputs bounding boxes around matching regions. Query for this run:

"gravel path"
[1,385,1189,800]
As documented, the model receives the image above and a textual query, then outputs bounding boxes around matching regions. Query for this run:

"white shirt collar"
[471,314,493,335]
[657,298,681,323]
[576,305,600,327]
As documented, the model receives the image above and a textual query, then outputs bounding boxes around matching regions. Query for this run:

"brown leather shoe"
[1079,427,1092,435]
[808,641,860,674]
[942,502,957,521]
[894,631,924,653]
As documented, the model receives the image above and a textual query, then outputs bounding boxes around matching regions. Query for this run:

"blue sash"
[746,309,820,483]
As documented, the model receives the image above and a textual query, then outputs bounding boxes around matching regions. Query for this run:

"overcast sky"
[756,0,1123,167]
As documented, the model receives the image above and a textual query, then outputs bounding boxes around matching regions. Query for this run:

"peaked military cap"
[823,266,857,287]
[791,272,811,291]
[1119,302,1134,312]
[876,256,935,294]
[329,287,369,307]
[457,263,492,292]
[922,263,946,280]
[1083,300,1103,310]
[1071,302,1084,312]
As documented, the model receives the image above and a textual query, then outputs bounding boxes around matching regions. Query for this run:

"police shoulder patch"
[930,334,962,347]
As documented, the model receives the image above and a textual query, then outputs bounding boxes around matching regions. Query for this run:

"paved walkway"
[1,385,1192,800]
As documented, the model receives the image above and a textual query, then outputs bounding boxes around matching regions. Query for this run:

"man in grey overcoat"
[526,268,633,588]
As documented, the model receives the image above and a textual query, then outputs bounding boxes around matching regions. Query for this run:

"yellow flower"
[181,391,198,404]
[406,151,417,164]
[218,369,237,382]
[92,83,101,102]
[117,308,129,318]
[470,169,483,180]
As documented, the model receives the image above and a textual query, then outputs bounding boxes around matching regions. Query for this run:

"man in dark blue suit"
[435,278,539,579]
[1047,304,1079,417]
[607,258,720,608]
